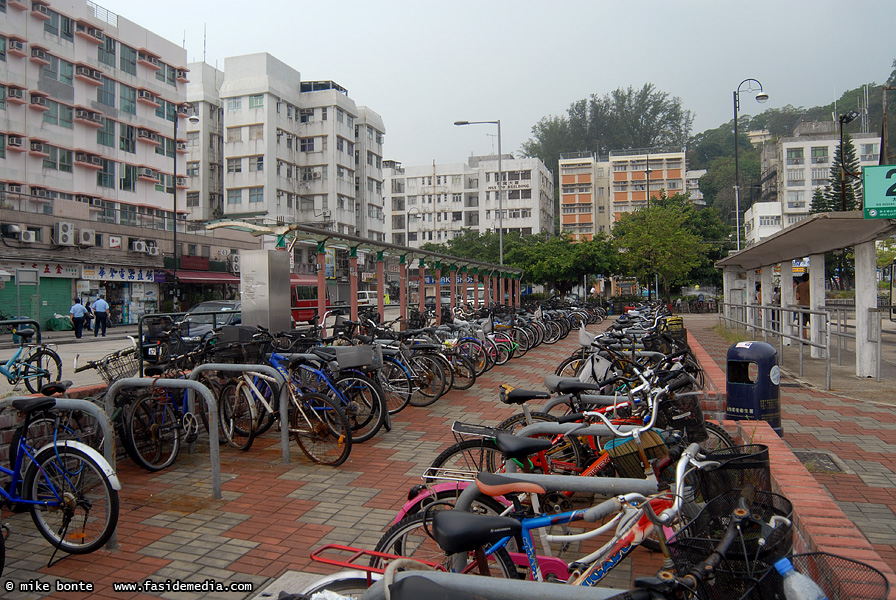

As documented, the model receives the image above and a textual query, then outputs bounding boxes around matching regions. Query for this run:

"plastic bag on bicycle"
[657,393,708,443]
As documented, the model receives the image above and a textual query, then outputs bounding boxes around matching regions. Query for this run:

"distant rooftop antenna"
[203,23,207,63]
[860,85,869,133]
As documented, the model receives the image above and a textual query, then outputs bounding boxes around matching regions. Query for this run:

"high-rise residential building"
[558,148,687,240]
[184,62,224,222]
[185,54,386,249]
[384,155,554,248]
[0,0,261,322]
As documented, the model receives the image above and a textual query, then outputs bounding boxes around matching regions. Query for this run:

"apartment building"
[0,1,261,322]
[384,155,554,249]
[558,148,687,240]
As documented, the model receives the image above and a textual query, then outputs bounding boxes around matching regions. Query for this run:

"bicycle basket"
[97,348,139,384]
[668,489,793,592]
[750,552,890,600]
[657,391,707,443]
[699,445,770,503]
[334,344,383,371]
[604,430,668,479]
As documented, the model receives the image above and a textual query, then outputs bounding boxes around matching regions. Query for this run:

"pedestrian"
[84,299,94,332]
[69,298,88,339]
[771,286,781,332]
[796,272,810,340]
[91,294,110,337]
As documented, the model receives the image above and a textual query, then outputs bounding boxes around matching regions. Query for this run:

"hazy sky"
[100,0,894,166]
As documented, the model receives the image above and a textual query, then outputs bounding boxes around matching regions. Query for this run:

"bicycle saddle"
[13,397,56,414]
[476,472,547,496]
[431,509,521,555]
[543,375,604,394]
[493,433,552,460]
[499,387,550,405]
[13,328,35,341]
[39,380,72,396]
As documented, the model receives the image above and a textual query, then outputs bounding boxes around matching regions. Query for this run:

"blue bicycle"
[1,327,62,394]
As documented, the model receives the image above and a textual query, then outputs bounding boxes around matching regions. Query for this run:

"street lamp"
[838,109,860,211]
[454,119,503,266]
[172,102,199,309]
[733,79,768,250]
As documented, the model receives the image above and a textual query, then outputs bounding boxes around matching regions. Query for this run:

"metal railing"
[719,301,833,389]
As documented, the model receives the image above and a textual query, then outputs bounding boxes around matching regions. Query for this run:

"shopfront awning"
[169,270,240,284]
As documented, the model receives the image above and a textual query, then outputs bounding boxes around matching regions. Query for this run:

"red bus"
[290,274,333,324]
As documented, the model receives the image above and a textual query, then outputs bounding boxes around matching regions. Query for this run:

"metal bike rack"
[539,394,631,412]
[0,318,43,343]
[189,363,292,464]
[0,396,119,548]
[106,378,223,499]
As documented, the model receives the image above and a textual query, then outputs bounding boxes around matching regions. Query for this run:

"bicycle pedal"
[185,431,198,444]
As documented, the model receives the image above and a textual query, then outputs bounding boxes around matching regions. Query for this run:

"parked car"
[179,300,242,344]
[357,291,378,307]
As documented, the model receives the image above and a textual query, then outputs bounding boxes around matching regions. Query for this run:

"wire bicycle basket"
[95,348,139,384]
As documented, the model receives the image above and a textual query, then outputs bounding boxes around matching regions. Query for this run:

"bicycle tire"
[23,349,62,395]
[333,372,386,443]
[372,513,517,579]
[702,421,736,452]
[408,355,447,408]
[379,359,413,414]
[24,444,119,554]
[430,438,507,475]
[221,381,256,451]
[447,354,476,390]
[301,576,369,599]
[290,392,352,466]
[455,339,487,377]
[9,411,99,472]
[493,340,512,366]
[403,488,509,519]
[250,377,279,436]
[495,411,587,475]
[123,389,181,472]
[554,355,586,378]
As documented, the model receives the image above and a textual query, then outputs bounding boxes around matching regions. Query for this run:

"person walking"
[91,295,110,337]
[84,298,94,332]
[69,298,88,339]
[796,272,810,340]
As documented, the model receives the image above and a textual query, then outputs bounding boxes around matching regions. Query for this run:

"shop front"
[0,260,80,328]
[80,265,159,325]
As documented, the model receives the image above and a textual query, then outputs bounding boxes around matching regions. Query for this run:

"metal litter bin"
[726,341,782,436]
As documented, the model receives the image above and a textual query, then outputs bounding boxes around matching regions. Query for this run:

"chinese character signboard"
[863,165,896,219]
[0,261,79,278]
[82,265,155,282]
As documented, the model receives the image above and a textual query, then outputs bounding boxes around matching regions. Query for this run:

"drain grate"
[793,450,844,473]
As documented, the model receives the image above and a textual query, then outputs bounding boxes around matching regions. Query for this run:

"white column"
[855,241,878,377]
[780,260,795,346]
[808,253,825,359]
[722,267,738,323]
[760,265,774,336]
[746,269,758,335]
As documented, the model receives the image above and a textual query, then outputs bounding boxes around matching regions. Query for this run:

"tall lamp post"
[838,109,859,211]
[733,79,769,250]
[172,103,199,309]
[454,120,503,266]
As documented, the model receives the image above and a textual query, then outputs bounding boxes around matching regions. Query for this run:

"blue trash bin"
[726,341,782,436]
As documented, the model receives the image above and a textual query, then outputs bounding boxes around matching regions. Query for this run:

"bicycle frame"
[0,344,29,383]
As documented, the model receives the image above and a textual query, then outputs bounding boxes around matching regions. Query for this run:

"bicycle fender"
[35,440,122,491]
[298,569,380,595]
[392,482,509,525]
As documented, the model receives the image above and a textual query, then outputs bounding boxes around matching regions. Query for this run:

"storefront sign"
[82,265,155,282]
[109,236,122,249]
[181,256,210,270]
[863,166,896,218]
[0,261,80,278]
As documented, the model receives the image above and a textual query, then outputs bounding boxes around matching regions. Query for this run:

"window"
[186,162,199,177]
[0,133,4,159]
[0,37,5,62]
[227,97,241,111]
[186,191,199,207]
[300,108,313,123]
[248,124,263,140]
[97,118,115,147]
[97,159,115,188]
[786,147,804,164]
[226,127,242,142]
[249,187,263,203]
[120,164,137,192]
[155,98,175,122]
[120,84,136,114]
[155,172,173,193]
[249,94,263,109]
[43,100,59,125]
[321,107,327,120]
[227,189,242,204]
[120,44,137,75]
[97,77,115,107]
[227,158,242,173]
[98,36,116,67]
[249,156,263,172]
[119,124,136,153]
[187,131,199,146]
[154,137,175,158]
[810,146,828,162]
[0,86,4,110]
[337,108,344,123]
[300,137,314,152]
[787,169,805,183]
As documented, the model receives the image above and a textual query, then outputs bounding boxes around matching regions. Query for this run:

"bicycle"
[0,327,62,394]
[0,394,120,574]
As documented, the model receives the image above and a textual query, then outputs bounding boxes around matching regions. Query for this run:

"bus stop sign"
[863,165,896,219]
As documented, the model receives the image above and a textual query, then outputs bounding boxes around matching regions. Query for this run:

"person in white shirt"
[91,295,110,337]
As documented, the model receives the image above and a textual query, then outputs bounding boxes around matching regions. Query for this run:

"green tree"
[612,201,702,301]
[810,187,828,213]
[822,133,862,212]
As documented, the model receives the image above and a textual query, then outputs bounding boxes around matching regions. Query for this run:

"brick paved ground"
[2,314,894,599]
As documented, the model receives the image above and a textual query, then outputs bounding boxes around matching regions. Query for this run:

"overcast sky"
[101,0,894,166]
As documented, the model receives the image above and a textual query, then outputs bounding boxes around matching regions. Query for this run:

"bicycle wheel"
[9,411,100,473]
[554,355,586,378]
[495,412,587,475]
[290,392,352,466]
[301,577,369,599]
[24,349,62,395]
[372,513,516,578]
[250,378,279,436]
[430,439,506,475]
[455,339,487,377]
[123,389,181,472]
[493,340,512,366]
[24,444,119,554]
[408,355,447,408]
[221,381,256,451]
[379,359,413,415]
[333,372,386,443]
[702,422,736,452]
[509,327,531,359]
[447,354,476,390]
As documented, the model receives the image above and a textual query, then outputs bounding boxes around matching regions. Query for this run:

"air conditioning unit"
[21,231,37,243]
[137,89,155,101]
[55,222,75,245]
[138,167,155,178]
[148,246,160,256]
[312,172,321,179]
[32,188,49,198]
[231,254,240,273]
[133,240,148,253]
[31,48,46,61]
[219,248,230,256]
[8,184,23,193]
[79,229,95,246]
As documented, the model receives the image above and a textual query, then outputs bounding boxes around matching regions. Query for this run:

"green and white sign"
[863,165,896,219]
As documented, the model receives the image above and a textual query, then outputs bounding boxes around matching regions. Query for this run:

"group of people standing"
[68,296,110,339]
[754,272,811,338]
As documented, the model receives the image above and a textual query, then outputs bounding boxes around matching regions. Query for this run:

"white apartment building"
[184,54,386,247]
[384,155,554,249]
[686,169,706,205]
[778,121,880,229]
[743,201,783,246]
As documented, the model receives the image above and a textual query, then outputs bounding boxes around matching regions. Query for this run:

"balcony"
[29,139,49,157]
[7,38,27,57]
[137,50,161,70]
[138,167,157,182]
[176,140,188,154]
[7,0,27,9]
[29,93,49,111]
[811,157,828,164]
[176,68,189,83]
[786,158,804,165]
[861,154,880,162]
[29,47,50,66]
[7,136,26,152]
[137,89,160,107]
[74,107,103,127]
[74,151,103,169]
[6,87,26,105]
[137,128,161,145]
[176,176,188,189]
[75,22,104,44]
[31,2,51,20]
[74,64,103,85]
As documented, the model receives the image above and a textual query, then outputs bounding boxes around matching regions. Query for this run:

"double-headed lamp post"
[838,109,860,211]
[173,103,199,308]
[733,79,769,250]
[454,120,503,266]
